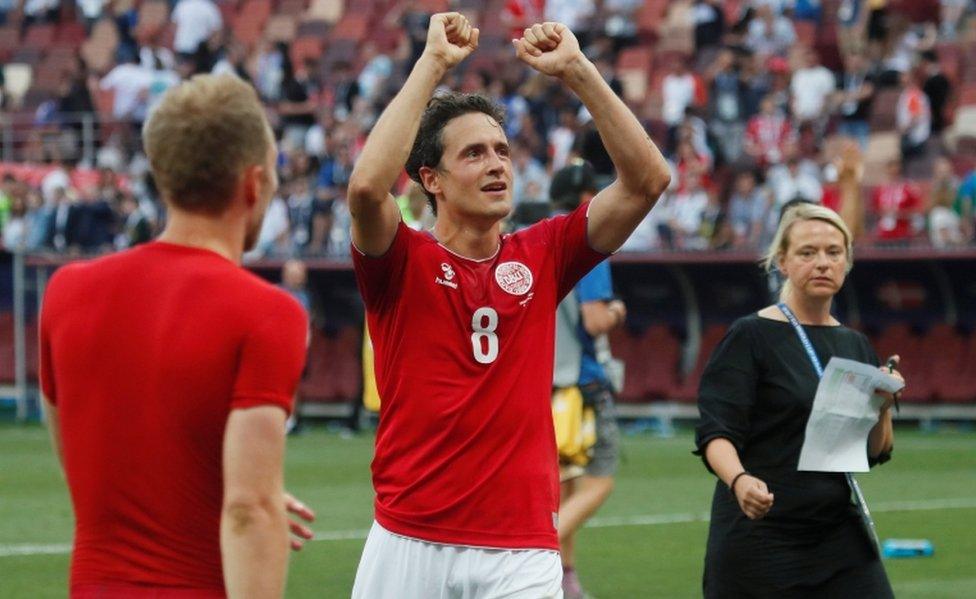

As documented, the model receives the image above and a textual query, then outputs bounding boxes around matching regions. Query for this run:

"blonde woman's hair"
[762,202,854,301]
[143,74,273,215]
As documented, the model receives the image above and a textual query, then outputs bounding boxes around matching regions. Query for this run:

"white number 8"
[471,307,499,364]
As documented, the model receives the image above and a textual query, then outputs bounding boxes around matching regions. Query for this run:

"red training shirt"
[40,242,308,597]
[353,201,606,550]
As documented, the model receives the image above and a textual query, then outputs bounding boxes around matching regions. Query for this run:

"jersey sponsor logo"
[436,262,458,289]
[494,261,533,296]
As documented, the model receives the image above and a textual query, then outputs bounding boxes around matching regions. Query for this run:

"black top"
[695,314,889,535]
[694,314,895,593]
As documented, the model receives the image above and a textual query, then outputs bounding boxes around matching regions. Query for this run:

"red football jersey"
[40,242,308,596]
[353,201,606,550]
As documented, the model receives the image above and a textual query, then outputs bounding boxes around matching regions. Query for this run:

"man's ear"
[242,164,262,208]
[418,166,440,197]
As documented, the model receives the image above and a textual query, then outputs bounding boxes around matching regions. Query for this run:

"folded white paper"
[798,357,905,473]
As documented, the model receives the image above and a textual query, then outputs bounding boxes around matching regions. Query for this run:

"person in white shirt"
[172,0,223,55]
[790,49,836,125]
[100,55,153,121]
[745,5,796,57]
[663,59,697,128]
[767,155,823,208]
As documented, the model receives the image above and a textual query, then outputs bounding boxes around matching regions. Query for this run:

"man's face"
[244,141,279,251]
[422,112,513,223]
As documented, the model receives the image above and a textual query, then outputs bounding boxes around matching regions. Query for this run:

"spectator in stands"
[663,57,701,141]
[706,48,747,164]
[100,53,152,123]
[397,181,433,231]
[304,109,335,161]
[879,17,936,86]
[0,174,15,226]
[693,0,726,51]
[2,190,28,251]
[833,51,877,148]
[921,50,952,136]
[940,0,968,40]
[357,43,394,103]
[279,53,321,150]
[43,185,80,252]
[331,61,362,118]
[929,163,965,247]
[744,4,797,58]
[954,167,976,241]
[249,193,290,258]
[171,0,223,59]
[727,170,770,248]
[744,94,796,169]
[316,134,354,202]
[790,48,836,132]
[675,138,712,193]
[664,171,711,250]
[511,143,550,205]
[548,109,578,171]
[767,152,823,208]
[114,190,152,249]
[23,0,60,25]
[872,159,922,244]
[211,40,251,81]
[696,202,899,599]
[896,69,932,159]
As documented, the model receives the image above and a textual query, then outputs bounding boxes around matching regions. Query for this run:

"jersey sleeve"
[231,293,308,414]
[693,318,760,473]
[576,260,613,304]
[547,200,610,301]
[351,221,411,312]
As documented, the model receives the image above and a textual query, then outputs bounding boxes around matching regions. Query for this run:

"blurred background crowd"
[2,0,976,259]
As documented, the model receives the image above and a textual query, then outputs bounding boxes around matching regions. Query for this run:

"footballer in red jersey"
[40,74,314,599]
[347,13,671,598]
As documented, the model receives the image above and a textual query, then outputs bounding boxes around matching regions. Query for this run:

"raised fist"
[424,12,479,70]
[512,22,583,79]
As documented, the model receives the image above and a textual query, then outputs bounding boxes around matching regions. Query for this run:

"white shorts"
[351,521,563,599]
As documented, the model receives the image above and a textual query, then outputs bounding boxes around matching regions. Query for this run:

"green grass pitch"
[1,423,974,598]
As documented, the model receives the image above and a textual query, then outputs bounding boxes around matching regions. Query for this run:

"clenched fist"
[423,12,479,70]
[512,22,584,79]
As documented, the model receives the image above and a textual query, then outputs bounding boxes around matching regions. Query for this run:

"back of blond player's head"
[143,74,272,215]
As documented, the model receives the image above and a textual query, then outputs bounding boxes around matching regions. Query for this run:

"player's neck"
[432,218,501,261]
[784,294,836,326]
[158,211,244,264]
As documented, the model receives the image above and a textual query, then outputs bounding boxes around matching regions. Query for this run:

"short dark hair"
[549,161,597,212]
[405,92,506,215]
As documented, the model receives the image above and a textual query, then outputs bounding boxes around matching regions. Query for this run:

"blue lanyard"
[777,303,883,556]
[777,303,823,378]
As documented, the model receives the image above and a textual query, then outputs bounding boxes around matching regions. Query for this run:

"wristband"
[729,471,750,497]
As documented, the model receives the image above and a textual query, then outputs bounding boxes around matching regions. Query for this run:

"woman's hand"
[874,354,905,415]
[732,474,774,520]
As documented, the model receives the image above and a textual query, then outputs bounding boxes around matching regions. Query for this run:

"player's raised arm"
[513,23,670,254]
[348,12,478,256]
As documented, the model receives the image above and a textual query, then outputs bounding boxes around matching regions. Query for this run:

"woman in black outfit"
[695,203,904,598]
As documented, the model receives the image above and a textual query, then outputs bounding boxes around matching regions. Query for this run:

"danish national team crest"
[495,261,533,296]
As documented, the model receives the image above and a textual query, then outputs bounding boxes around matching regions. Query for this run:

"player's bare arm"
[513,23,671,253]
[221,406,290,598]
[348,12,479,256]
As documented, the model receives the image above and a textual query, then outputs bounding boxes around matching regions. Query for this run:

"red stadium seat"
[290,36,324,67]
[673,324,728,402]
[301,328,339,402]
[638,324,682,400]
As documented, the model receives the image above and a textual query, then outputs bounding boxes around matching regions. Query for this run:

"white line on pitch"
[3,497,976,557]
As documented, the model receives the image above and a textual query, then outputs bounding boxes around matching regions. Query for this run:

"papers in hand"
[798,357,905,473]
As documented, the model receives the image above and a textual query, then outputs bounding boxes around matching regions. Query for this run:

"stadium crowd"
[3,0,976,257]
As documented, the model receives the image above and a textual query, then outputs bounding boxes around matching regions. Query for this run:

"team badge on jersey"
[495,261,533,296]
